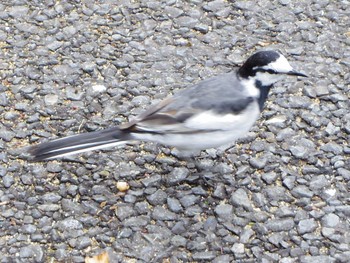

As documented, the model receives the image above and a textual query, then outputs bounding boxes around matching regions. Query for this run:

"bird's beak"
[287,70,308,77]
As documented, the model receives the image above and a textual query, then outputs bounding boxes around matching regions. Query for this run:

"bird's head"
[238,50,307,87]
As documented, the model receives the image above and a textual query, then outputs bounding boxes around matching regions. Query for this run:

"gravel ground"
[1,0,349,262]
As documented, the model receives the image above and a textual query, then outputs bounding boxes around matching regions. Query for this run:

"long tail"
[28,127,130,161]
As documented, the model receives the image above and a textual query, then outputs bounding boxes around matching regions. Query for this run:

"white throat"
[240,78,260,98]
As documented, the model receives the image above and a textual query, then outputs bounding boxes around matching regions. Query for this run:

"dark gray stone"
[19,245,44,261]
[76,236,91,250]
[0,93,8,106]
[265,186,293,202]
[337,168,350,180]
[141,174,162,187]
[116,205,135,221]
[167,167,189,185]
[230,188,252,210]
[123,216,149,227]
[167,197,183,213]
[213,255,232,263]
[147,189,167,206]
[0,129,15,142]
[179,195,199,208]
[42,193,62,203]
[283,176,296,190]
[214,203,233,219]
[320,143,343,155]
[152,206,177,221]
[262,172,278,184]
[298,219,318,234]
[291,185,314,198]
[266,219,295,231]
[46,163,63,173]
[250,157,267,169]
[309,175,329,190]
[321,213,340,228]
[171,235,187,247]
[192,251,216,261]
[212,183,227,199]
[3,174,14,188]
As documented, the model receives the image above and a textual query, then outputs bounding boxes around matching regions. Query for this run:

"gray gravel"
[1,0,349,262]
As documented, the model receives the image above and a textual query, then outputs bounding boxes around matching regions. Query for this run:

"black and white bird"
[28,50,307,161]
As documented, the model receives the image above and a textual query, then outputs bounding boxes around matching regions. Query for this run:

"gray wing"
[121,72,255,134]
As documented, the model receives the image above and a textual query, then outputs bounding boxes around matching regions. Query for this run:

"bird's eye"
[256,68,277,74]
[265,69,277,74]
[256,68,278,74]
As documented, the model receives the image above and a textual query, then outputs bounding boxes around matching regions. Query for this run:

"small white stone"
[265,115,287,124]
[324,188,336,196]
[231,243,245,254]
[44,94,59,105]
[92,84,107,93]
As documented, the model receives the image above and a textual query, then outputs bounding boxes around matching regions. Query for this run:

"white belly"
[132,101,260,150]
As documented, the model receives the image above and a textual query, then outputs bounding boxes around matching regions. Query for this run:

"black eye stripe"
[255,69,278,74]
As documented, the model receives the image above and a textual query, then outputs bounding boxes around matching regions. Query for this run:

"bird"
[28,50,307,161]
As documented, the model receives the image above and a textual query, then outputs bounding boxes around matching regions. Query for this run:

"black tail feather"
[29,127,128,161]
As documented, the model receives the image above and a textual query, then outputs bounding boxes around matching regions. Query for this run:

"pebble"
[321,213,340,228]
[8,6,29,18]
[82,62,96,72]
[212,183,227,199]
[166,167,189,185]
[147,189,167,205]
[321,143,343,155]
[230,189,253,211]
[57,218,83,231]
[337,168,350,180]
[249,157,267,169]
[291,185,314,198]
[123,216,149,228]
[192,251,216,261]
[0,93,8,106]
[266,219,295,231]
[44,94,59,105]
[262,172,278,184]
[214,204,233,219]
[309,175,329,190]
[76,236,91,249]
[0,129,15,142]
[19,245,44,261]
[213,255,232,263]
[116,205,135,221]
[3,174,15,188]
[179,195,199,208]
[298,219,318,234]
[231,243,245,255]
[171,235,187,247]
[152,206,177,221]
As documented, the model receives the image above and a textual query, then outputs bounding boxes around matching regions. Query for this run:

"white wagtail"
[28,50,307,161]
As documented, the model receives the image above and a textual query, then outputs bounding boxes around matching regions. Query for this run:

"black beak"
[287,70,308,77]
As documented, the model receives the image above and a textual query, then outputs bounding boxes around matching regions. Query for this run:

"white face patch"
[262,54,294,73]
